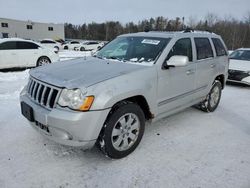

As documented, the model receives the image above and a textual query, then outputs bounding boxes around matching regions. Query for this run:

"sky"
[0,0,249,25]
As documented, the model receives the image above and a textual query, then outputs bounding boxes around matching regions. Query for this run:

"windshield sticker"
[141,39,160,45]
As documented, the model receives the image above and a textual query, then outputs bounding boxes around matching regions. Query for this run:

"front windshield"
[229,50,250,61]
[96,36,170,64]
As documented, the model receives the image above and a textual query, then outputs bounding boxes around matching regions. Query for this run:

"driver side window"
[167,38,193,61]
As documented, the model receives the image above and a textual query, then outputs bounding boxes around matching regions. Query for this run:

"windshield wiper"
[106,56,127,62]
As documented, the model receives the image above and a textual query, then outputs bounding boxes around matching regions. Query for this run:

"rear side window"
[16,42,39,49]
[167,38,193,61]
[41,40,55,44]
[71,41,79,44]
[0,41,17,50]
[212,38,227,56]
[194,38,213,60]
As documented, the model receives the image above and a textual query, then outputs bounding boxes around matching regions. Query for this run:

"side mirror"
[164,55,189,69]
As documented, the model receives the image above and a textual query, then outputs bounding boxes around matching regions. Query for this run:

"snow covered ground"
[0,53,250,188]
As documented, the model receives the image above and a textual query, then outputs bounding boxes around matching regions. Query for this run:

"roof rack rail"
[183,28,194,33]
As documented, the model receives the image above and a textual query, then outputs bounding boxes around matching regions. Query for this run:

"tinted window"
[0,41,17,50]
[212,38,227,56]
[41,40,55,44]
[88,42,98,45]
[167,38,193,61]
[194,38,214,60]
[16,41,39,49]
[71,41,79,44]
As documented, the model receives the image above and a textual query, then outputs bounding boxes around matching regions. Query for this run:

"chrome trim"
[26,77,61,110]
[158,85,208,107]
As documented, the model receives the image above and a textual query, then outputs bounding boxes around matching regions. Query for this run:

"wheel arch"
[215,74,225,89]
[107,95,154,121]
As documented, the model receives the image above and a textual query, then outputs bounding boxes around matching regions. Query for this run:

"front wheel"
[199,80,222,112]
[97,102,145,159]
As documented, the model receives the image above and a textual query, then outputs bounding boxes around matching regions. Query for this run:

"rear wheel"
[80,47,85,51]
[199,80,222,112]
[37,56,51,67]
[97,102,145,159]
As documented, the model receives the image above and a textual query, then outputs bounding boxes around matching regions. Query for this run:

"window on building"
[1,23,8,28]
[26,25,33,30]
[167,38,193,61]
[194,38,214,60]
[48,27,53,31]
[2,33,9,38]
[212,38,227,56]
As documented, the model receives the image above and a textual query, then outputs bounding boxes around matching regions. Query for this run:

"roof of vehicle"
[119,30,221,39]
[235,48,250,51]
[0,38,38,44]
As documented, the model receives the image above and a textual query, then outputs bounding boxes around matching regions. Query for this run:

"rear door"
[193,37,215,99]
[16,41,40,67]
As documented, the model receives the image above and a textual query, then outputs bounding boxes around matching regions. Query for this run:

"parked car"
[0,38,59,70]
[40,39,63,52]
[63,40,81,50]
[76,41,104,51]
[228,48,250,85]
[20,30,228,159]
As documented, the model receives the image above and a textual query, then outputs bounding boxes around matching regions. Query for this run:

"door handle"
[186,69,195,75]
[211,64,215,68]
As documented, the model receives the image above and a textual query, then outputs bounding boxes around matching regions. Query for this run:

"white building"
[0,17,65,40]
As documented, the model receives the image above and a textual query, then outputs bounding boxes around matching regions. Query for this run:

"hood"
[229,59,250,72]
[30,57,148,89]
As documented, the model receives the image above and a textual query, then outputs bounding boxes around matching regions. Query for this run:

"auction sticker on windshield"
[141,39,160,45]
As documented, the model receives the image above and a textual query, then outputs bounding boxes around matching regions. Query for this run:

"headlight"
[58,88,94,111]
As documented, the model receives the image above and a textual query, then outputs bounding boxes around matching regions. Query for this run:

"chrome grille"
[26,77,61,109]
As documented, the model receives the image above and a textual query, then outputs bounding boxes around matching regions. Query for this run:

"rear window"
[194,38,214,60]
[212,38,227,56]
[41,40,55,44]
[16,41,39,49]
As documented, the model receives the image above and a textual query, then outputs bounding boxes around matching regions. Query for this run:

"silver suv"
[20,30,228,159]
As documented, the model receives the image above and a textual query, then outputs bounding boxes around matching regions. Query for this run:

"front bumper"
[20,88,110,148]
[228,69,250,85]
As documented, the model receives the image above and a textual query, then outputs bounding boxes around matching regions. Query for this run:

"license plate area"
[21,102,34,122]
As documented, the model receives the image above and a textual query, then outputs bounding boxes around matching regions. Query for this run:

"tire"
[64,46,68,50]
[80,47,85,51]
[36,56,51,67]
[199,80,222,112]
[97,102,145,159]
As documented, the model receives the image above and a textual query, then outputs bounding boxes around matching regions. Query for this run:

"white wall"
[0,18,65,40]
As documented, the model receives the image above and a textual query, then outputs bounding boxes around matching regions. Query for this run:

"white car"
[228,48,250,85]
[40,39,63,51]
[63,41,81,50]
[77,41,103,51]
[0,38,60,70]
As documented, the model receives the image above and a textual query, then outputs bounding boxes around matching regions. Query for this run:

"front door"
[157,38,196,115]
